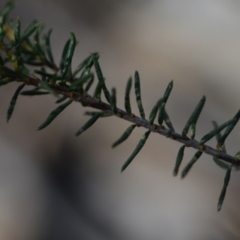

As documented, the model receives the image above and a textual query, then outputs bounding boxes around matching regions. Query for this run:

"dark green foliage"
[43,29,54,65]
[84,75,94,92]
[14,19,22,69]
[213,157,230,170]
[158,80,173,125]
[38,100,72,130]
[121,130,151,172]
[217,109,240,149]
[61,32,76,80]
[173,145,185,176]
[60,39,70,70]
[21,88,49,96]
[73,54,93,77]
[70,72,93,93]
[218,167,231,211]
[125,77,132,114]
[75,112,102,136]
[93,53,111,103]
[112,124,136,148]
[163,110,175,131]
[199,119,235,146]
[0,2,14,41]
[182,96,206,138]
[21,20,38,43]
[93,82,103,100]
[38,81,58,98]
[181,151,203,178]
[149,98,162,125]
[1,3,239,212]
[111,88,117,114]
[134,71,145,119]
[212,121,230,169]
[6,83,25,122]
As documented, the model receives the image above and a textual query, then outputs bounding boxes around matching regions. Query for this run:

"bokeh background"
[0,0,240,239]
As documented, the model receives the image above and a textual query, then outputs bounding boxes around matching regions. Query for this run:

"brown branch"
[21,76,240,167]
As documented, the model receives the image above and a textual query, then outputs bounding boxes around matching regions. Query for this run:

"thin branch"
[18,76,240,167]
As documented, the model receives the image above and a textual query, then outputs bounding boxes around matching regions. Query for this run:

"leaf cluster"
[0,2,239,211]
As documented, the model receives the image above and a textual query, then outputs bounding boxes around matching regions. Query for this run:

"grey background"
[0,0,240,239]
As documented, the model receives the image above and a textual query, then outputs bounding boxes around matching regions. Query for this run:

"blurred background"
[0,0,240,239]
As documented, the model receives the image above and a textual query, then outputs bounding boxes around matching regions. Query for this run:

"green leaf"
[199,118,235,146]
[217,109,240,149]
[158,80,173,125]
[212,121,226,152]
[14,18,22,69]
[217,167,231,211]
[70,72,93,93]
[149,98,162,125]
[21,20,38,43]
[93,53,111,103]
[93,82,103,100]
[75,112,102,136]
[173,145,185,176]
[181,151,203,178]
[182,96,206,138]
[14,18,21,44]
[112,124,136,148]
[84,75,94,92]
[0,77,13,86]
[43,29,55,64]
[124,77,132,114]
[34,69,56,78]
[60,39,70,70]
[163,110,175,131]
[0,2,14,20]
[134,71,145,119]
[61,32,76,79]
[6,83,25,122]
[0,1,14,41]
[38,100,72,130]
[38,81,58,98]
[21,88,49,96]
[213,157,230,170]
[72,54,93,77]
[111,88,117,114]
[121,130,151,172]
[33,27,48,62]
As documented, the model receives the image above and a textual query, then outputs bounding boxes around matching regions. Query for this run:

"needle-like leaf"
[181,151,203,178]
[200,119,235,146]
[61,32,76,80]
[121,130,151,172]
[75,112,102,136]
[112,124,136,148]
[182,96,206,138]
[125,77,132,114]
[217,166,231,211]
[93,53,111,103]
[158,80,173,125]
[7,83,25,122]
[38,100,72,130]
[134,71,145,119]
[149,98,162,125]
[173,145,185,176]
[217,109,240,149]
